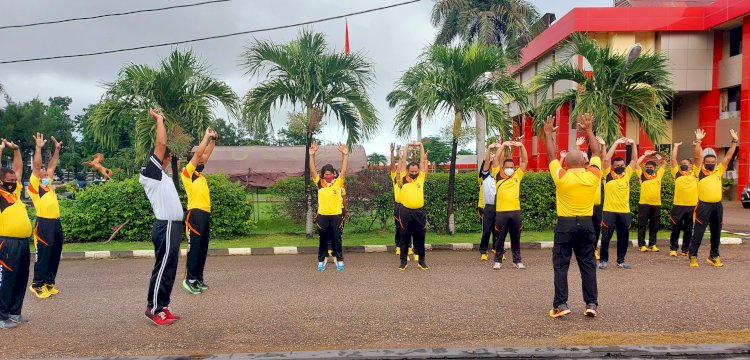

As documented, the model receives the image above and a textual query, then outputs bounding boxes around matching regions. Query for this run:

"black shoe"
[197,281,209,291]
[418,259,429,270]
[584,303,597,317]
[398,259,408,271]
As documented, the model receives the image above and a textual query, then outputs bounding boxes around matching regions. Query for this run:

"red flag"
[344,20,350,54]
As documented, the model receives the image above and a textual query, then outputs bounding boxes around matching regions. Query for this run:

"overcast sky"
[0,0,610,156]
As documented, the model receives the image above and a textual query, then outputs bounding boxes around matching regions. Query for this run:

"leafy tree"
[387,62,430,140]
[367,152,387,166]
[423,136,451,167]
[275,112,320,146]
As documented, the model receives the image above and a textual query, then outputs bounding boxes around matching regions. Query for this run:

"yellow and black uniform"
[549,157,601,309]
[600,166,634,265]
[493,168,524,264]
[314,174,345,262]
[636,167,665,248]
[688,163,726,258]
[398,171,427,262]
[478,162,499,254]
[477,177,484,219]
[592,169,604,243]
[391,171,402,248]
[28,174,64,289]
[0,181,32,322]
[669,165,698,252]
[181,163,212,284]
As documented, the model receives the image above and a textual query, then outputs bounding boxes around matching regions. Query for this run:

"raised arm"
[596,136,606,159]
[604,137,626,170]
[671,142,681,168]
[338,143,349,179]
[517,142,528,171]
[149,108,167,161]
[308,141,319,179]
[628,139,638,169]
[637,150,651,168]
[491,138,505,169]
[542,116,557,165]
[190,127,215,167]
[6,141,23,180]
[483,143,497,172]
[418,142,427,172]
[202,130,218,164]
[722,129,739,169]
[389,143,396,172]
[396,143,408,186]
[694,129,705,168]
[32,132,47,178]
[581,114,600,158]
[47,136,62,176]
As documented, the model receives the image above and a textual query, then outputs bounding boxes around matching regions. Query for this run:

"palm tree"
[241,30,379,237]
[532,33,671,145]
[367,153,388,167]
[387,62,430,140]
[87,49,240,160]
[409,43,528,234]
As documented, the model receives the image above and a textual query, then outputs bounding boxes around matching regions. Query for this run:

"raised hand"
[576,136,586,147]
[626,138,635,145]
[674,142,682,147]
[730,129,738,141]
[149,108,164,122]
[34,132,47,148]
[51,136,62,149]
[560,150,568,158]
[543,116,557,135]
[582,113,593,131]
[695,129,706,141]
[390,143,395,152]
[0,139,5,152]
[338,143,349,155]
[644,150,656,156]
[309,141,319,155]
[5,141,18,150]
[595,136,605,146]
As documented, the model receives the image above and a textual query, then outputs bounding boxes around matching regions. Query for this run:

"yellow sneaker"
[707,256,724,267]
[480,254,488,261]
[45,284,60,295]
[689,256,699,267]
[669,250,677,257]
[491,249,496,254]
[639,246,649,252]
[594,249,600,260]
[414,254,420,261]
[502,255,506,261]
[29,285,51,299]
[681,251,688,257]
[395,247,401,256]
[408,247,414,255]
[649,245,660,252]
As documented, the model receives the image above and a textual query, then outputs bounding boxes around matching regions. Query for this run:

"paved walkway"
[721,200,750,234]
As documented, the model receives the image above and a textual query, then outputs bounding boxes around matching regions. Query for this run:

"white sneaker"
[493,262,502,270]
[514,262,526,270]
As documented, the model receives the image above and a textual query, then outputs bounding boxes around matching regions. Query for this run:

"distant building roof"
[198,145,367,188]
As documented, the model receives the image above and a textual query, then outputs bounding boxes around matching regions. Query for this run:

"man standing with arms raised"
[635,150,666,252]
[397,141,429,271]
[478,143,500,261]
[599,137,637,270]
[140,108,183,326]
[668,141,697,257]
[544,114,601,318]
[492,140,529,270]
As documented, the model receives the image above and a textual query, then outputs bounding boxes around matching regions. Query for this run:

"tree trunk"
[304,107,324,238]
[417,111,423,141]
[475,112,486,170]
[446,111,461,235]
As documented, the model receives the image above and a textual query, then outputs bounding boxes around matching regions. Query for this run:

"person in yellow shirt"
[543,114,601,318]
[599,137,637,270]
[687,128,738,267]
[309,141,348,271]
[478,143,501,261]
[396,141,428,271]
[28,133,63,299]
[390,143,405,257]
[180,127,218,294]
[635,150,666,252]
[0,138,33,329]
[669,141,697,257]
[491,140,528,270]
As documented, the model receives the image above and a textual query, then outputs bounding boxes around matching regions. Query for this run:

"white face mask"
[41,178,51,186]
[504,168,515,177]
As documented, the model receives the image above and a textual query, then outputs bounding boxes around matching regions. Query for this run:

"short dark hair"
[320,164,336,176]
[503,159,515,166]
[681,158,692,164]
[407,162,420,170]
[0,168,15,180]
[703,154,717,161]
[645,161,657,167]
[612,156,624,163]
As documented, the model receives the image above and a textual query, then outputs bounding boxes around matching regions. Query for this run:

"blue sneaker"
[336,261,344,271]
[317,259,327,271]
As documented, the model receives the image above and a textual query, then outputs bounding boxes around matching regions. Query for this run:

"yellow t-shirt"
[495,168,524,212]
[603,166,633,213]
[0,182,33,238]
[314,175,344,215]
[672,166,698,206]
[391,171,401,204]
[28,174,60,219]
[181,162,211,213]
[550,157,602,217]
[637,167,665,206]
[477,176,484,208]
[399,171,425,210]
[594,170,603,206]
[695,163,725,203]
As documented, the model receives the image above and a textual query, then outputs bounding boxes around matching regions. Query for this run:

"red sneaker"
[144,310,173,326]
[162,307,180,321]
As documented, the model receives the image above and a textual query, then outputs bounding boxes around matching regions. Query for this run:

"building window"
[728,86,741,112]
[729,26,742,57]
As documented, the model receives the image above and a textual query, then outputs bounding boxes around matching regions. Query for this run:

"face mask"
[614,166,626,175]
[409,173,419,180]
[195,164,205,172]
[680,164,689,172]
[704,163,716,171]
[503,168,515,177]
[2,181,17,193]
[645,168,655,175]
[41,178,51,186]
[324,175,334,183]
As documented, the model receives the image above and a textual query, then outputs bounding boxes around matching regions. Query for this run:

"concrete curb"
[61,237,745,260]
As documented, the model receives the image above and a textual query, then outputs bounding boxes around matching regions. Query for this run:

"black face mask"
[409,173,419,180]
[2,181,17,193]
[680,164,690,172]
[704,163,716,171]
[645,168,655,175]
[613,166,626,175]
[196,164,205,172]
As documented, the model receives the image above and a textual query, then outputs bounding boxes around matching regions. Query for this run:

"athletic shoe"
[503,255,506,261]
[480,254,488,261]
[492,249,496,254]
[336,261,344,271]
[649,245,660,252]
[616,262,631,269]
[639,246,648,252]
[707,256,724,267]
[398,259,408,271]
[162,307,180,321]
[513,262,526,270]
[584,303,597,317]
[9,315,28,323]
[689,256,699,267]
[669,250,678,257]
[182,280,202,294]
[395,247,401,255]
[45,284,60,295]
[681,251,688,257]
[549,304,571,318]
[317,260,326,271]
[144,310,173,326]
[597,261,607,270]
[594,249,600,260]
[493,262,502,270]
[418,259,429,270]
[197,281,209,291]
[0,320,17,329]
[28,285,51,299]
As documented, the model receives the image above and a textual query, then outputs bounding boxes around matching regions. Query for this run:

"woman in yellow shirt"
[309,141,348,271]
